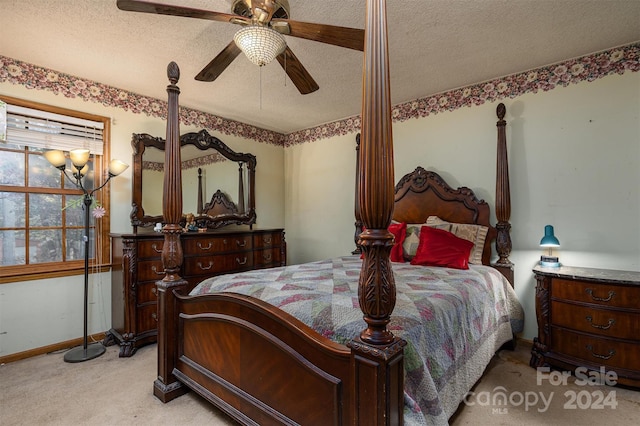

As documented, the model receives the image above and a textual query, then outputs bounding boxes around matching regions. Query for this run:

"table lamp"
[539,224,561,267]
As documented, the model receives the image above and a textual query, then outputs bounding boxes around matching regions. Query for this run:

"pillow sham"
[388,222,407,263]
[410,226,474,270]
[425,216,488,265]
[401,223,423,260]
[360,222,407,263]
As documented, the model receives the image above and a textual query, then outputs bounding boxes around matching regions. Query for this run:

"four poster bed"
[152,2,521,425]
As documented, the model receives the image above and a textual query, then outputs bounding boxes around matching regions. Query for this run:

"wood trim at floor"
[0,332,106,364]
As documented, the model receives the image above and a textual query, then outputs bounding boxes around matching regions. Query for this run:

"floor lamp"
[44,149,128,363]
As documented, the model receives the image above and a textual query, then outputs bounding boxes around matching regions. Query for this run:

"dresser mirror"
[130,129,256,232]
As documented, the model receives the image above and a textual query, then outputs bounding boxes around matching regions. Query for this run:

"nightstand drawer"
[551,279,640,309]
[551,300,639,340]
[551,327,640,371]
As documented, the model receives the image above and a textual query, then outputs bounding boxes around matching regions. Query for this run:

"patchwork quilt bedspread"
[191,255,524,425]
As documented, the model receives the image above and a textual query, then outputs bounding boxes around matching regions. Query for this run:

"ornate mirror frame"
[130,129,256,232]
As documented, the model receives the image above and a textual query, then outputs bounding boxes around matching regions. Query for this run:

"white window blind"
[4,104,104,155]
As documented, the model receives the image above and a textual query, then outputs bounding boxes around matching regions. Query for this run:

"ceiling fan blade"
[195,42,242,82]
[272,19,364,51]
[116,0,244,24]
[276,47,319,95]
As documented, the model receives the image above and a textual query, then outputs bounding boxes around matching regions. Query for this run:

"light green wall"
[0,82,284,356]
[284,71,640,340]
[1,67,638,356]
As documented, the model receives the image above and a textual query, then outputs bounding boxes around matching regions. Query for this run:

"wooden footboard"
[154,281,405,425]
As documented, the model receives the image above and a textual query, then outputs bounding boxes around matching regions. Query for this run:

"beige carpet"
[1,341,638,425]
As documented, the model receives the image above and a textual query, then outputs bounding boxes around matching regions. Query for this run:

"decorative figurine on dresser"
[531,265,640,387]
[104,130,286,357]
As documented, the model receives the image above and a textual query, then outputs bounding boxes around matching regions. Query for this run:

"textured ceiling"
[1,0,639,134]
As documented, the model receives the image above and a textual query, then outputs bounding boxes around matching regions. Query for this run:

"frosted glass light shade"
[44,150,66,168]
[71,163,90,177]
[69,149,90,168]
[234,25,286,66]
[108,159,129,176]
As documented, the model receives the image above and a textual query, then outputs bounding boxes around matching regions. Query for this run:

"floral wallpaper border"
[1,42,638,148]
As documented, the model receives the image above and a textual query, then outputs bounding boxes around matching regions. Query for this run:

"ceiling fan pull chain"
[260,66,263,110]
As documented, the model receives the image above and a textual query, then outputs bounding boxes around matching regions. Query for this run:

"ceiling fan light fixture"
[234,25,286,67]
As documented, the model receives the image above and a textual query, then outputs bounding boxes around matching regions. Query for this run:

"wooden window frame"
[0,95,112,283]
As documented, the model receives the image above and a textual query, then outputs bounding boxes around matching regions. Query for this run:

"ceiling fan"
[116,0,365,94]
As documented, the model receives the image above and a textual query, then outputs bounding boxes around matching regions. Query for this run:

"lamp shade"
[69,149,90,168]
[44,150,67,169]
[108,159,129,176]
[540,225,560,247]
[233,25,286,67]
[71,163,90,177]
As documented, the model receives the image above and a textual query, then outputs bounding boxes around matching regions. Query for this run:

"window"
[0,95,112,283]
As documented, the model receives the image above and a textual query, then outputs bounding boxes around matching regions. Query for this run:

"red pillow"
[410,226,474,269]
[388,222,407,263]
[359,222,407,263]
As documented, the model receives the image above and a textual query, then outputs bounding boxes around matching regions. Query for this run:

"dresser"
[530,265,640,387]
[105,228,285,357]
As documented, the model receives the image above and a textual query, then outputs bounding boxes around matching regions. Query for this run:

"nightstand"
[530,265,640,387]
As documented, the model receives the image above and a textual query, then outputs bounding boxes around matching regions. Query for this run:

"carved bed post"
[348,1,405,424]
[493,103,514,284]
[352,133,362,255]
[238,162,245,213]
[197,168,203,214]
[153,62,189,403]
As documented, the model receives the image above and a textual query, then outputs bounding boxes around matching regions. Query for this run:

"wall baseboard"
[0,332,107,364]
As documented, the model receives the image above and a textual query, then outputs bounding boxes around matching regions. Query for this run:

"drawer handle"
[585,288,615,303]
[236,256,248,265]
[197,261,214,271]
[263,253,272,261]
[151,265,165,276]
[585,316,615,330]
[151,243,163,253]
[263,237,272,245]
[152,312,157,321]
[236,240,247,247]
[197,242,213,250]
[151,287,157,297]
[585,345,615,360]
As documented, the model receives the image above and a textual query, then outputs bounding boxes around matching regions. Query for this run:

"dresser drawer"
[137,259,167,282]
[137,281,159,304]
[135,303,158,335]
[254,248,283,268]
[551,300,639,340]
[136,239,164,259]
[253,232,282,249]
[551,327,640,371]
[184,235,253,254]
[552,279,640,309]
[183,252,254,276]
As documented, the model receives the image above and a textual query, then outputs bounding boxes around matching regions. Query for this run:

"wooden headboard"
[352,103,513,282]
[393,167,496,266]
